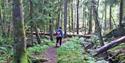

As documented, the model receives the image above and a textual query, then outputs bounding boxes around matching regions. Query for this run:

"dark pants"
[56,37,62,46]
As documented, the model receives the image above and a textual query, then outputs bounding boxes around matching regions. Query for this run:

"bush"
[57,37,96,63]
[28,44,49,55]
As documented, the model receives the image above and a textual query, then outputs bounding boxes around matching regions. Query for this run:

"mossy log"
[95,36,125,56]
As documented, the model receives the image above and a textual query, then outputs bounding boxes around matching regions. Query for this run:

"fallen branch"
[95,36,125,56]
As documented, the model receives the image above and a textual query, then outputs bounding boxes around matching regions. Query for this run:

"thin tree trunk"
[0,4,2,36]
[69,14,71,32]
[56,0,61,29]
[123,0,125,26]
[60,12,63,28]
[109,5,112,30]
[29,0,34,44]
[56,13,60,29]
[34,24,41,44]
[119,0,123,27]
[1,0,6,37]
[88,5,92,34]
[111,15,117,28]
[12,0,28,62]
[71,3,74,34]
[82,6,85,31]
[92,0,104,46]
[76,0,79,34]
[49,14,53,41]
[64,0,67,37]
[104,0,107,30]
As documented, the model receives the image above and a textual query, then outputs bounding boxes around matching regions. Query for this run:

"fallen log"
[27,32,91,38]
[95,36,125,56]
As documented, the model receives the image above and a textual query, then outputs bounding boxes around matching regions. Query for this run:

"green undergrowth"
[28,39,55,55]
[28,44,49,55]
[0,45,13,63]
[109,43,125,63]
[110,43,125,51]
[0,37,55,63]
[0,36,13,46]
[57,37,96,63]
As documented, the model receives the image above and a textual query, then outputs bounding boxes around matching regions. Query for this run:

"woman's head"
[59,27,62,29]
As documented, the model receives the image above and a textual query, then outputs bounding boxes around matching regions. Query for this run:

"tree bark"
[64,0,68,37]
[0,4,2,36]
[34,24,41,44]
[123,0,125,26]
[1,0,6,37]
[88,4,92,34]
[119,0,123,27]
[29,0,34,44]
[95,36,125,56]
[49,14,53,41]
[76,0,79,34]
[71,3,74,33]
[109,5,112,30]
[12,0,28,63]
[92,0,104,46]
[104,0,107,30]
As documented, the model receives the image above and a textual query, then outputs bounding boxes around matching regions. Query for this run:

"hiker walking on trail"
[55,27,63,47]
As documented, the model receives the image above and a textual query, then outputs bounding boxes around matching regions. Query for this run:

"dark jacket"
[56,29,63,37]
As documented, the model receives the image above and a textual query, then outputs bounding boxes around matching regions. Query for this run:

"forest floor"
[41,38,68,63]
[42,46,57,63]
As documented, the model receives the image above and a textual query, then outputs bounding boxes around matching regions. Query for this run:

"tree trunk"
[109,5,112,30]
[104,0,107,30]
[119,0,123,27]
[60,12,63,28]
[88,5,92,34]
[1,0,6,37]
[64,0,67,37]
[12,0,28,63]
[49,15,53,41]
[71,3,74,34]
[0,4,2,36]
[82,7,85,30]
[92,0,104,46]
[69,7,71,32]
[56,0,61,29]
[34,24,41,44]
[56,13,60,29]
[29,0,34,44]
[123,0,125,26]
[76,0,79,34]
[95,36,125,56]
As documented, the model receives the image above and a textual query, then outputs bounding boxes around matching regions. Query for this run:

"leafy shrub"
[41,39,55,46]
[0,46,13,63]
[28,44,49,55]
[57,37,96,63]
[0,36,13,46]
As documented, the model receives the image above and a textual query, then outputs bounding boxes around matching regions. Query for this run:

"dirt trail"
[42,38,69,63]
[42,46,57,63]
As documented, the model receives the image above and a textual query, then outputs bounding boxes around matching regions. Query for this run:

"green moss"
[13,49,29,63]
[20,50,28,63]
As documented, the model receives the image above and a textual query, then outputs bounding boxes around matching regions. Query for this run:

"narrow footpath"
[42,46,57,63]
[41,38,68,63]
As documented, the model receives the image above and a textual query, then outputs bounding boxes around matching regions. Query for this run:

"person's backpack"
[56,31,62,37]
